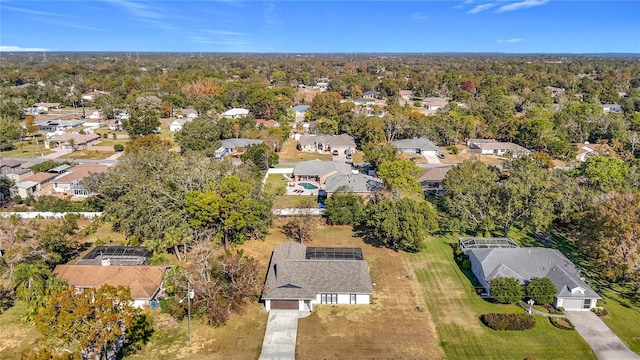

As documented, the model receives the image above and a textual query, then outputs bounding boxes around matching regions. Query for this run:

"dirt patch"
[296,226,443,359]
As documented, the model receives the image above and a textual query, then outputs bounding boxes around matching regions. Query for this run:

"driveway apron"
[259,310,299,360]
[565,311,640,360]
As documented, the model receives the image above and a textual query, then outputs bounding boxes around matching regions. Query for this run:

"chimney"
[101,258,111,266]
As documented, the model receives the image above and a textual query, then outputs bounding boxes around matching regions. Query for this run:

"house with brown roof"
[419,165,453,192]
[54,264,167,308]
[47,133,101,151]
[52,163,110,197]
[262,242,372,311]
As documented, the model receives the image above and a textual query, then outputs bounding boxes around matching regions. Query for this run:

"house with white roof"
[221,108,250,119]
[392,138,439,156]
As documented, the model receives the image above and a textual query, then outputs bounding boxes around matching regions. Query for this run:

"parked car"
[438,153,445,159]
[332,150,339,156]
[410,157,418,162]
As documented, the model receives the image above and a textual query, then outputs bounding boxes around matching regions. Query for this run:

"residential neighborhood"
[0,51,639,360]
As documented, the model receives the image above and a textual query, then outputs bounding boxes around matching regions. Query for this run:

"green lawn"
[1,141,52,157]
[410,234,595,360]
[273,195,318,208]
[0,302,41,359]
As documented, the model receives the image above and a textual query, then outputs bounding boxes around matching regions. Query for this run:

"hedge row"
[482,313,536,330]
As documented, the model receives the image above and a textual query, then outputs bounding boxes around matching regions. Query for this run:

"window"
[321,294,338,304]
[350,294,356,304]
[583,299,591,309]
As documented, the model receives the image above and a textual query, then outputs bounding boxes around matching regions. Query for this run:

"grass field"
[277,139,332,162]
[295,225,443,359]
[0,142,52,157]
[0,302,41,359]
[58,149,116,160]
[411,234,596,360]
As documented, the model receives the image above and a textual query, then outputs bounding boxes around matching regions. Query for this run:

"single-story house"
[22,172,57,189]
[324,173,383,197]
[47,133,101,150]
[52,163,110,197]
[220,138,263,153]
[255,119,279,128]
[169,119,184,132]
[353,98,376,107]
[398,90,413,101]
[4,167,32,182]
[14,181,39,199]
[86,110,103,120]
[599,104,622,113]
[293,159,352,184]
[418,165,452,192]
[81,91,109,102]
[298,134,356,155]
[0,160,22,175]
[262,242,372,311]
[467,139,531,157]
[34,102,61,113]
[54,264,167,309]
[292,104,311,118]
[467,247,601,311]
[422,97,448,110]
[392,138,439,156]
[362,91,379,99]
[175,108,198,120]
[221,108,250,119]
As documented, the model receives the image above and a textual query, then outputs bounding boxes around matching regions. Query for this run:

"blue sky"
[1,1,639,53]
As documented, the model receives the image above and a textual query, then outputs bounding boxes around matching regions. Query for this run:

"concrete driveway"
[259,310,299,360]
[565,311,640,360]
[423,154,442,164]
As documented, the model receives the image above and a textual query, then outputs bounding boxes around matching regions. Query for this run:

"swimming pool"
[298,182,318,190]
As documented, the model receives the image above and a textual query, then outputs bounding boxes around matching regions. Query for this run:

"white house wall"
[556,297,597,311]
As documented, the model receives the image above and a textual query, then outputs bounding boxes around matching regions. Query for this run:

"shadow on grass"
[353,224,385,249]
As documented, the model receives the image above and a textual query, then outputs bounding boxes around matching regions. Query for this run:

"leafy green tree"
[490,277,524,304]
[525,277,557,305]
[367,197,438,252]
[240,143,279,170]
[580,155,630,192]
[34,285,144,360]
[186,175,271,249]
[174,117,221,154]
[122,108,160,138]
[325,191,367,225]
[376,159,421,195]
[496,157,556,235]
[442,161,499,233]
[362,143,399,169]
[0,118,21,151]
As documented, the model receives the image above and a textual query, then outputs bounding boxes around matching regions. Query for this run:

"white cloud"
[467,2,498,14]
[411,12,429,20]
[264,3,284,27]
[497,0,550,13]
[0,46,49,52]
[496,38,523,43]
[104,0,164,19]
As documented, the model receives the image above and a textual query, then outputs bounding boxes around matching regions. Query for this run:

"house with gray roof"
[392,138,439,156]
[467,247,600,311]
[262,242,372,311]
[324,173,383,197]
[298,134,356,155]
[467,138,531,157]
[293,159,352,184]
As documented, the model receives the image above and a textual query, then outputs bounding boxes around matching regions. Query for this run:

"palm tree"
[12,263,46,303]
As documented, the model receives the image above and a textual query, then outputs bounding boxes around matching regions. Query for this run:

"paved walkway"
[259,310,299,360]
[565,311,640,360]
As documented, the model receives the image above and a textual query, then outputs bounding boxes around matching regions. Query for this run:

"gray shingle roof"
[298,134,356,148]
[470,248,600,299]
[262,242,373,300]
[220,138,263,149]
[293,159,352,177]
[325,173,382,193]
[392,138,438,152]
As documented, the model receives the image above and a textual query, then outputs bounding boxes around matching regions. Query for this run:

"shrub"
[525,277,556,305]
[114,144,125,152]
[490,277,524,304]
[447,145,459,155]
[482,313,536,330]
[462,259,471,270]
[543,304,564,315]
[592,307,608,317]
[549,317,575,330]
